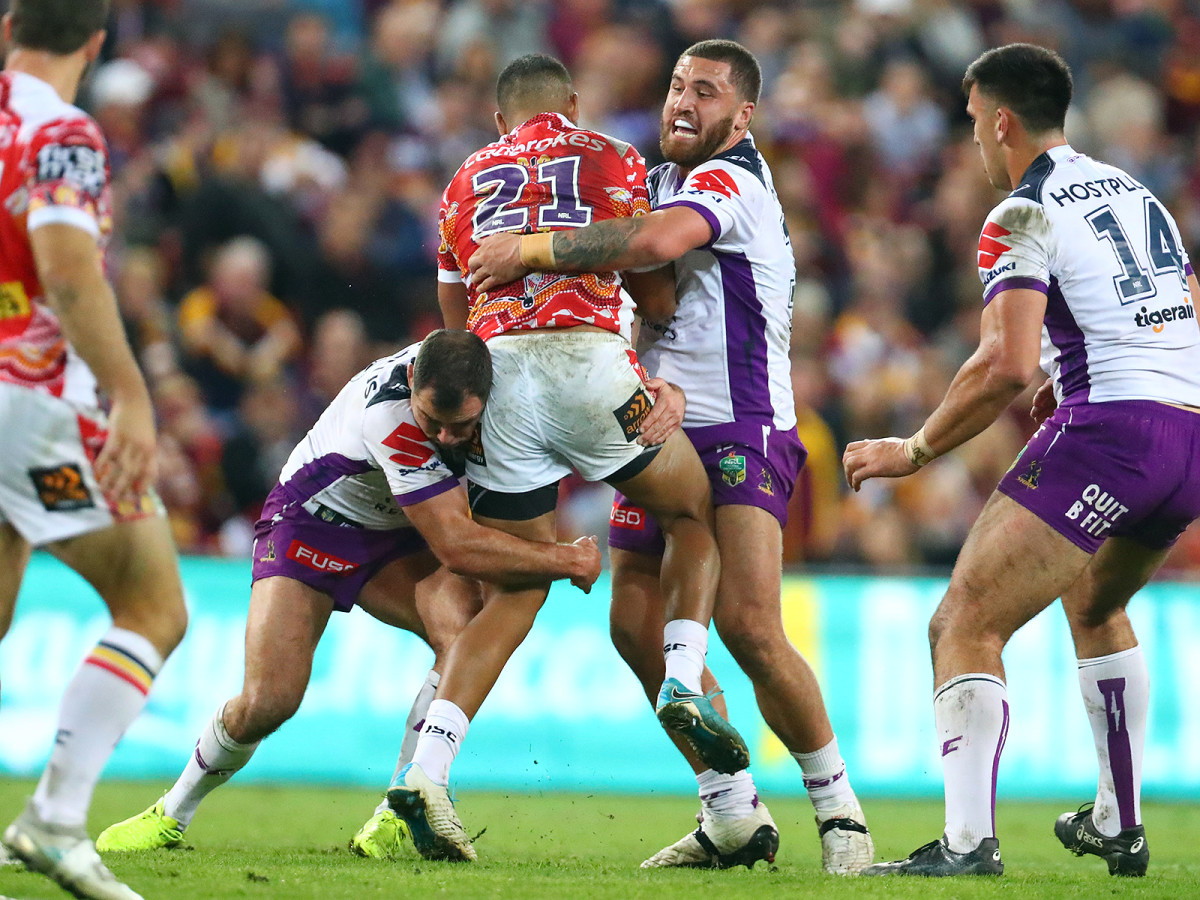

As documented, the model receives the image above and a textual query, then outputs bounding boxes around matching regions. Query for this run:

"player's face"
[410,387,484,449]
[967,85,1010,190]
[660,56,751,168]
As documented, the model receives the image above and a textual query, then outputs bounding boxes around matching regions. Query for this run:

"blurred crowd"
[61,0,1200,574]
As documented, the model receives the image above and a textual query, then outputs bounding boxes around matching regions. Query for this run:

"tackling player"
[384,54,748,863]
[0,3,188,899]
[469,41,874,874]
[93,331,601,859]
[844,43,1200,876]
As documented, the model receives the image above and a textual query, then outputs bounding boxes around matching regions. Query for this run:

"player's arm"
[623,264,676,323]
[469,206,712,292]
[842,286,1046,491]
[31,224,156,500]
[402,484,601,593]
[438,281,470,330]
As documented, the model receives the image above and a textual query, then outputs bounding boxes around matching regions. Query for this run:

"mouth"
[670,118,699,139]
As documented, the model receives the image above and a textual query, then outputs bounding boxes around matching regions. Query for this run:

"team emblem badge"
[1017,460,1042,489]
[758,467,774,496]
[719,452,746,487]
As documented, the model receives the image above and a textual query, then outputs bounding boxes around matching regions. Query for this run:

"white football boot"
[816,802,874,875]
[641,802,779,869]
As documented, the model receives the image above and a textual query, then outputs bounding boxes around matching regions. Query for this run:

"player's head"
[409,330,492,448]
[5,0,109,56]
[661,39,760,169]
[494,53,578,134]
[963,43,1072,189]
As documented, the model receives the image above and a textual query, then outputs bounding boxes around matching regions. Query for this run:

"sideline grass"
[2,779,1198,899]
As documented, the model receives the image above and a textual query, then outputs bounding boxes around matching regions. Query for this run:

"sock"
[662,618,708,693]
[375,669,441,815]
[792,735,859,815]
[697,768,758,819]
[409,698,470,786]
[1078,646,1147,836]
[163,703,260,828]
[32,627,162,827]
[934,673,1009,854]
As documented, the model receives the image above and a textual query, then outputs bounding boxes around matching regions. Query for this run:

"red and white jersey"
[977,144,1200,408]
[437,112,650,340]
[0,72,113,405]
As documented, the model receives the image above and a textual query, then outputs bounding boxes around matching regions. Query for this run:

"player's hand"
[842,437,918,492]
[95,389,158,503]
[468,233,530,292]
[637,378,685,446]
[1030,377,1056,426]
[567,535,602,594]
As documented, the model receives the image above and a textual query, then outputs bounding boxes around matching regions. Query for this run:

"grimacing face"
[967,85,1011,190]
[660,55,746,168]
[409,385,484,449]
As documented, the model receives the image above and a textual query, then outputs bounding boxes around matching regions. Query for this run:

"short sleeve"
[25,116,110,237]
[977,198,1053,305]
[437,185,464,283]
[361,400,459,506]
[655,160,754,250]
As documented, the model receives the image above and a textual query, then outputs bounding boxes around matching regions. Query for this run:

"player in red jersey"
[381,55,746,862]
[0,3,187,898]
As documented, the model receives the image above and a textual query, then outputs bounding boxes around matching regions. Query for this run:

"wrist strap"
[519,232,556,268]
[902,426,937,468]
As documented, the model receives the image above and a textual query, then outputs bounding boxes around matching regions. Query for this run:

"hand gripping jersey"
[270,343,460,531]
[977,144,1200,407]
[437,112,651,340]
[638,135,798,435]
[0,72,114,404]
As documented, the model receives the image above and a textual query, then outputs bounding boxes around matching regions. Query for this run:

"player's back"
[981,145,1200,408]
[437,112,650,339]
[0,71,111,403]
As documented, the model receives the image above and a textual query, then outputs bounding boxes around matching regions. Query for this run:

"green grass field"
[2,779,1197,899]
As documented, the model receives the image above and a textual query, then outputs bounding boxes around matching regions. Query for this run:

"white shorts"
[0,382,161,546]
[467,331,655,492]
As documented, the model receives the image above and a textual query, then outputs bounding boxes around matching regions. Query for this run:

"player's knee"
[609,619,653,673]
[719,624,777,679]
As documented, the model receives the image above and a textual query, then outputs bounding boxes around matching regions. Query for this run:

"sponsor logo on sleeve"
[978,221,1013,269]
[36,143,106,196]
[687,169,739,199]
[613,388,652,442]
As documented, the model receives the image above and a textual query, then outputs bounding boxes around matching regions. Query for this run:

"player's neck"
[5,49,85,104]
[1006,134,1068,190]
[682,125,750,179]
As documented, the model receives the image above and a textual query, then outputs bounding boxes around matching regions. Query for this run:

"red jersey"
[0,72,113,403]
[437,112,651,340]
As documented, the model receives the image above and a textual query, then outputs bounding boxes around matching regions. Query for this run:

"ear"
[736,100,755,131]
[494,110,508,136]
[567,91,580,124]
[2,14,12,44]
[407,362,415,383]
[85,29,107,62]
[995,106,1011,144]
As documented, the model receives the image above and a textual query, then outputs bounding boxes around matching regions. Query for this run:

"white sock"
[409,698,470,786]
[697,768,758,819]
[1078,646,1147,836]
[32,628,163,827]
[662,618,708,693]
[792,735,859,815]
[375,669,441,815]
[163,704,260,828]
[935,673,1009,854]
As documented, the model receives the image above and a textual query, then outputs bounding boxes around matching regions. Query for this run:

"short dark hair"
[681,39,762,104]
[496,53,572,121]
[10,0,110,55]
[413,329,492,410]
[962,43,1072,134]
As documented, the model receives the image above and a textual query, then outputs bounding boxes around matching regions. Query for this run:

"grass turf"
[1,779,1198,899]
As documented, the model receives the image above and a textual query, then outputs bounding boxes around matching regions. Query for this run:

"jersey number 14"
[1087,197,1185,304]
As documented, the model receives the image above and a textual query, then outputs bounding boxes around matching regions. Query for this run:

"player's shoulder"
[6,75,104,148]
[363,343,419,410]
[985,193,1050,240]
[680,138,770,202]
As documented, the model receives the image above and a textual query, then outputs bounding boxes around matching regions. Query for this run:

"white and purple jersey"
[639,134,797,439]
[978,144,1200,407]
[272,342,459,531]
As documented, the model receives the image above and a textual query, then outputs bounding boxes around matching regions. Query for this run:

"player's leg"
[710,503,872,873]
[97,575,333,851]
[352,554,481,858]
[610,546,778,869]
[1053,536,1164,876]
[0,523,30,869]
[613,433,748,773]
[864,492,1091,877]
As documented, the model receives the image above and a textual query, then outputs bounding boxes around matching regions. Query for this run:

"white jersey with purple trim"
[638,133,797,432]
[274,343,459,530]
[977,144,1200,407]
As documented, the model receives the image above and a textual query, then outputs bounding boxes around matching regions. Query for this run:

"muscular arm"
[469,206,712,292]
[438,281,470,330]
[843,287,1046,490]
[403,484,601,592]
[31,223,156,499]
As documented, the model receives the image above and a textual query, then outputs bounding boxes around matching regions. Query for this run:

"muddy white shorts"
[0,382,161,546]
[466,331,656,493]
